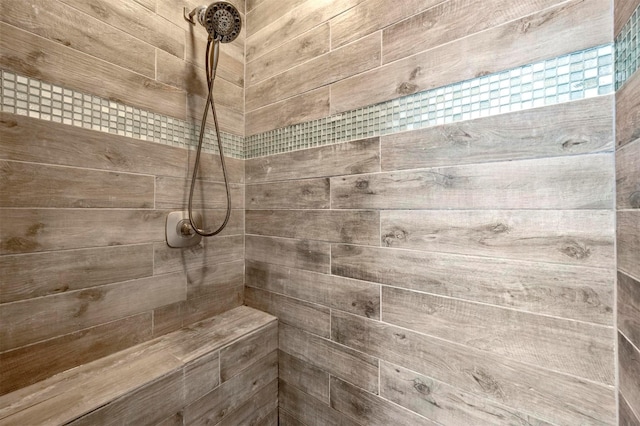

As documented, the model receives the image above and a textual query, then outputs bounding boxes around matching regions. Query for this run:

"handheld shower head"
[185,2,242,43]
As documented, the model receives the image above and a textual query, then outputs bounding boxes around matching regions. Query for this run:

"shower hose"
[188,36,232,236]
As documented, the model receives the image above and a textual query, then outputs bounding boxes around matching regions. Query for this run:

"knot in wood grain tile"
[560,241,592,260]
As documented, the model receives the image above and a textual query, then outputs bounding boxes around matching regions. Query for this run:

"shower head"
[186,2,242,43]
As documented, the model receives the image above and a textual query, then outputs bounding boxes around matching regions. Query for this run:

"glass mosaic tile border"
[2,37,635,160]
[615,3,640,89]
[245,44,615,158]
[0,70,245,159]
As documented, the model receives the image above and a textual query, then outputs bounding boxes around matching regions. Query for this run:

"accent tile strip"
[1,41,629,159]
[615,3,640,89]
[0,70,245,159]
[245,44,615,158]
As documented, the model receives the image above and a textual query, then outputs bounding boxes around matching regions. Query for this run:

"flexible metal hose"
[187,36,232,236]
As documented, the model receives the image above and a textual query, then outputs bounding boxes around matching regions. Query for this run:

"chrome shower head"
[185,2,242,43]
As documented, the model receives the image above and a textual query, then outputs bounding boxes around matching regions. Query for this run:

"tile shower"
[1,0,639,425]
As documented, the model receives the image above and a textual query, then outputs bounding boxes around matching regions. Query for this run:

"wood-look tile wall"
[0,0,248,397]
[0,111,245,395]
[244,0,612,136]
[244,2,618,421]
[615,1,640,424]
[0,0,245,136]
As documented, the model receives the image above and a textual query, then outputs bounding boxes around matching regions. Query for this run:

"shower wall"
[0,0,246,395]
[244,0,619,425]
[615,0,640,424]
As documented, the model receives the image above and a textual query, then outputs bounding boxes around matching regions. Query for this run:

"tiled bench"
[0,306,278,426]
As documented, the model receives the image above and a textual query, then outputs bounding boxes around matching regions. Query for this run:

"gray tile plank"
[245,138,380,183]
[331,311,616,425]
[246,235,330,273]
[0,245,153,303]
[332,154,614,210]
[280,322,379,393]
[382,286,614,384]
[618,271,640,349]
[279,350,330,404]
[246,209,380,245]
[246,178,330,210]
[331,244,613,325]
[618,210,640,279]
[245,287,330,338]
[246,260,380,319]
[279,380,360,426]
[619,332,640,418]
[381,209,614,268]
[381,96,614,171]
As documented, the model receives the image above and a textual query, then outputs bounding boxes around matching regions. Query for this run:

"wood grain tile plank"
[184,30,245,88]
[379,361,552,426]
[247,23,329,86]
[246,86,330,136]
[381,96,614,171]
[196,152,245,184]
[615,0,640,36]
[0,245,153,303]
[58,0,184,58]
[0,23,186,119]
[215,380,278,426]
[380,209,615,268]
[618,210,640,279]
[0,160,154,208]
[246,178,330,209]
[246,235,330,273]
[245,137,380,183]
[0,113,189,178]
[155,176,244,209]
[382,286,614,384]
[383,0,567,63]
[279,350,330,404]
[279,410,306,426]
[617,71,640,148]
[220,321,278,382]
[182,260,244,326]
[280,322,379,393]
[1,0,156,78]
[618,271,640,350]
[331,244,613,325]
[279,380,360,426]
[619,332,640,421]
[0,209,166,255]
[0,313,153,396]
[245,0,307,37]
[332,154,614,210]
[246,209,379,245]
[183,351,278,425]
[330,0,444,49]
[0,272,186,351]
[186,93,245,137]
[246,260,380,319]
[156,49,244,110]
[68,369,185,426]
[0,340,184,425]
[331,0,612,113]
[330,376,438,426]
[245,0,362,62]
[160,306,276,364]
[154,234,244,275]
[247,32,381,112]
[183,351,220,406]
[245,287,331,338]
[331,311,616,425]
[617,139,640,209]
[619,391,640,426]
